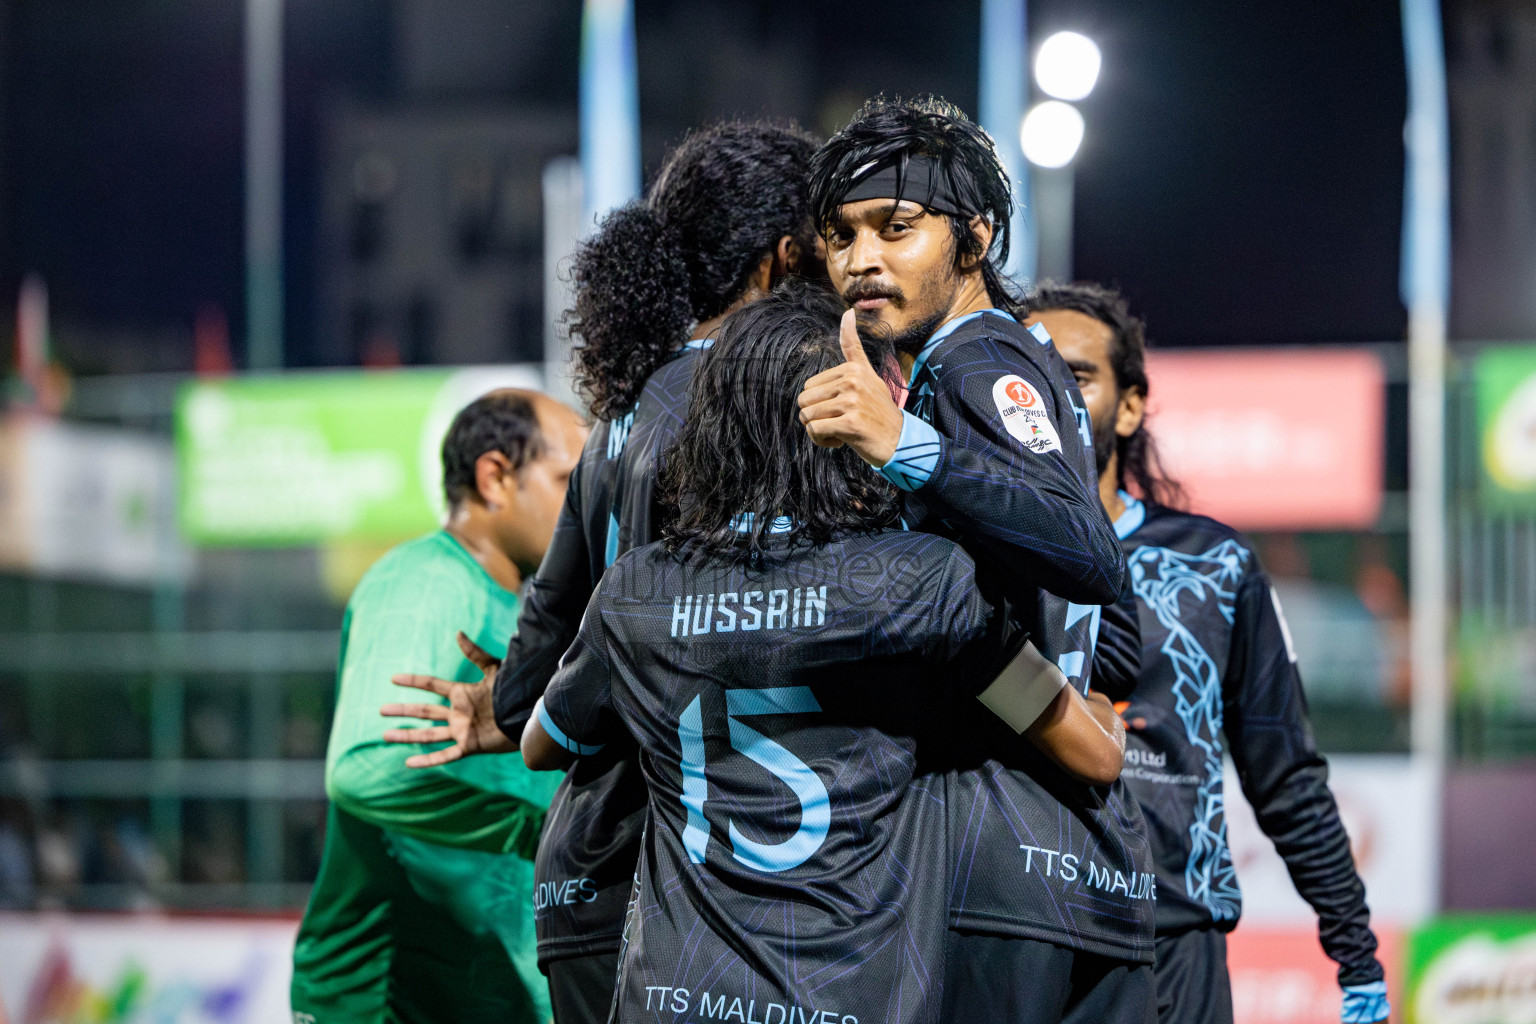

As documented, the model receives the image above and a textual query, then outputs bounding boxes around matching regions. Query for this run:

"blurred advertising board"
[1224,755,1436,926]
[0,416,191,585]
[1476,345,1536,510]
[175,365,541,546]
[1406,915,1536,1024]
[1228,924,1404,1024]
[0,914,296,1024]
[1145,349,1384,529]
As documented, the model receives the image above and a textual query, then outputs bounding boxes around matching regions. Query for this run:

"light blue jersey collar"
[1114,490,1145,539]
[683,336,715,351]
[729,512,795,534]
[906,307,1016,388]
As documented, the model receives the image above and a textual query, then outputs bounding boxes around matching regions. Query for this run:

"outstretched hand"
[797,309,905,467]
[380,631,515,768]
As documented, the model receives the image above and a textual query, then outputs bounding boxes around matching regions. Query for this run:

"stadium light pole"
[579,0,641,231]
[244,0,284,371]
[1401,0,1450,913]
[542,0,642,402]
[1022,32,1100,284]
[979,0,1033,283]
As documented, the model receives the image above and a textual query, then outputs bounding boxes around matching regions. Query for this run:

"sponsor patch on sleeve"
[991,375,1062,453]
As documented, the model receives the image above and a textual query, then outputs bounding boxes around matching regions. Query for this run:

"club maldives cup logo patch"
[992,375,1062,453]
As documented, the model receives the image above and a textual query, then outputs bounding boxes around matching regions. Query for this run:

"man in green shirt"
[291,389,586,1024]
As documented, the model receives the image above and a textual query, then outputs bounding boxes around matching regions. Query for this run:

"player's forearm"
[492,517,597,738]
[912,434,1124,605]
[1024,687,1126,786]
[493,478,598,727]
[494,581,583,740]
[1247,764,1384,985]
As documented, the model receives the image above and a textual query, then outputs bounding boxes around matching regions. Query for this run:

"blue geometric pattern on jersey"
[1127,538,1251,922]
[880,412,942,491]
[909,380,935,424]
[1341,981,1390,1023]
[906,307,1014,389]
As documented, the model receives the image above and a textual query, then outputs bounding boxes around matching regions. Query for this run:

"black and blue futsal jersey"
[878,309,1154,961]
[539,528,1001,1024]
[1113,494,1386,990]
[612,339,705,558]
[495,342,708,966]
[880,310,1127,699]
[881,310,1153,951]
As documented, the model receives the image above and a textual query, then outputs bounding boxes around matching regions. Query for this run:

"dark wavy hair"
[1027,281,1186,509]
[441,389,546,507]
[567,120,820,421]
[660,280,902,560]
[809,95,1024,316]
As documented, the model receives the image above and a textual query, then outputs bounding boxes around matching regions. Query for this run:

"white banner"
[0,418,191,586]
[1224,753,1437,926]
[0,914,296,1024]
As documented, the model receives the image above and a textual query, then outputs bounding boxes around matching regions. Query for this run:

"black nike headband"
[837,154,975,219]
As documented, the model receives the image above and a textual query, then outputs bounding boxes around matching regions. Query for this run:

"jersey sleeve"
[1223,567,1385,988]
[325,566,544,858]
[1088,573,1141,702]
[494,426,605,741]
[538,588,620,755]
[929,544,998,666]
[889,346,1124,607]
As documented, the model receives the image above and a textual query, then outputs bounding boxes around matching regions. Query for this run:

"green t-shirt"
[294,530,558,1024]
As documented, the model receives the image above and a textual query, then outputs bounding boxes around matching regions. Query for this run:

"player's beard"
[843,260,959,356]
[1093,406,1118,476]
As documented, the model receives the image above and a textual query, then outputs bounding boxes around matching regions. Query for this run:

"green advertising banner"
[176,366,542,546]
[1476,345,1536,511]
[1406,914,1536,1023]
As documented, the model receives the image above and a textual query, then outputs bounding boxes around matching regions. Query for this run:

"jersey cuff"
[878,411,942,492]
[537,700,604,756]
[1341,981,1389,1023]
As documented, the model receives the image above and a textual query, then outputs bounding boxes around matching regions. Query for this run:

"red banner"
[1144,350,1384,530]
[1228,924,1403,1024]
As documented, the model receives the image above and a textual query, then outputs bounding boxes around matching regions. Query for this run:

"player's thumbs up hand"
[798,309,905,467]
[838,307,872,368]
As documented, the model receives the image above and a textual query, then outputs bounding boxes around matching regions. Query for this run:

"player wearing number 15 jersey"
[522,284,1130,1024]
[382,122,823,1024]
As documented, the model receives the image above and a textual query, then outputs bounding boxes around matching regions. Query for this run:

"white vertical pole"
[245,0,284,370]
[1402,0,1450,912]
[1033,165,1074,283]
[543,157,584,409]
[580,0,641,232]
[979,0,1034,284]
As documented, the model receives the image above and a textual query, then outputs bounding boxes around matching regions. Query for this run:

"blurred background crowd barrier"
[0,0,1534,1021]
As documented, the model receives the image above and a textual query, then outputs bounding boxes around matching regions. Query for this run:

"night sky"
[0,0,1408,369]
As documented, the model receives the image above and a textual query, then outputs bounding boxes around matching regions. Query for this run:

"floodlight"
[1035,31,1102,101]
[1020,101,1085,168]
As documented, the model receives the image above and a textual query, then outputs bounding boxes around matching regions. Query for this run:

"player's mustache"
[842,282,905,306]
